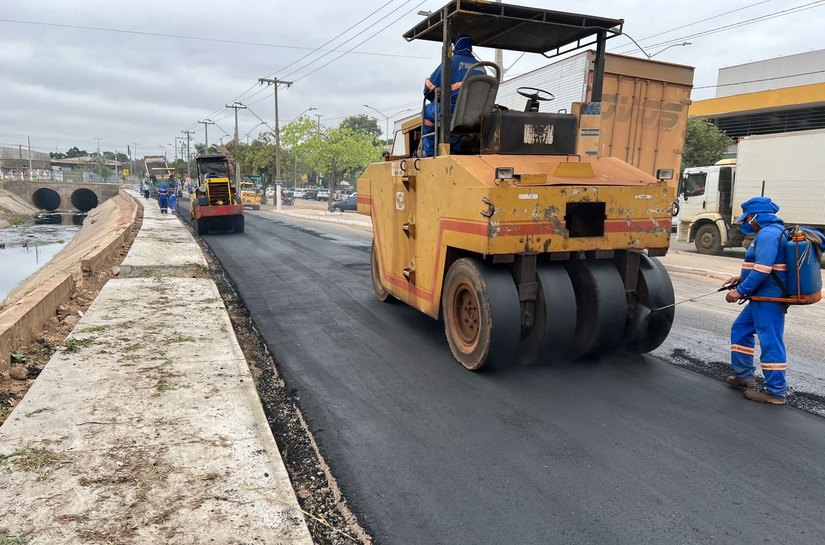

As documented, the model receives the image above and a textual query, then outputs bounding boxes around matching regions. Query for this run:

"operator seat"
[451,61,501,135]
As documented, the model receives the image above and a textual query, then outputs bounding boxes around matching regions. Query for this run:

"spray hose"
[651,280,741,312]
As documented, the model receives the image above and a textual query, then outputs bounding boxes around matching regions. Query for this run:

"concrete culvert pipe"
[32,187,62,211]
[71,188,99,212]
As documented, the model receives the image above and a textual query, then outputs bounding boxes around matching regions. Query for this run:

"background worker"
[724,197,788,405]
[421,34,483,157]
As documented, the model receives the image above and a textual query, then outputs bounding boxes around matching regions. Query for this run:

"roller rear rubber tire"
[565,260,627,360]
[233,216,245,233]
[623,255,675,354]
[518,264,577,365]
[196,217,209,235]
[442,258,520,371]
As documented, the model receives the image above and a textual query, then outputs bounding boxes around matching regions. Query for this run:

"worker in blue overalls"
[724,197,788,405]
[421,34,483,157]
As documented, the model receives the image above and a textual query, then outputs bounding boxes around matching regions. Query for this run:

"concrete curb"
[0,192,140,374]
[80,189,140,277]
[663,264,731,282]
[271,209,371,229]
[0,274,74,373]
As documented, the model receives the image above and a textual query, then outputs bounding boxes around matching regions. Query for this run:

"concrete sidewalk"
[263,205,371,230]
[0,192,312,544]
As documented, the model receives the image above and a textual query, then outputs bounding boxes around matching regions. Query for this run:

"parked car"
[316,189,330,201]
[331,194,357,212]
[303,189,318,200]
[293,188,306,199]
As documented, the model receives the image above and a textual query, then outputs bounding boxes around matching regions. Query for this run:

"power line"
[291,0,428,84]
[236,0,419,108]
[614,0,825,55]
[0,18,428,60]
[282,0,417,80]
[186,0,417,131]
[610,0,774,52]
[693,68,825,89]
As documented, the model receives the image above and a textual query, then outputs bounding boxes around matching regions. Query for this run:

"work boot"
[744,389,786,405]
[726,375,755,390]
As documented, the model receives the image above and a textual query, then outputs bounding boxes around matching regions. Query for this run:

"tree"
[282,116,381,209]
[65,146,87,158]
[340,114,382,142]
[681,118,732,170]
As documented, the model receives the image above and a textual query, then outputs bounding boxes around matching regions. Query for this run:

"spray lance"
[651,279,742,312]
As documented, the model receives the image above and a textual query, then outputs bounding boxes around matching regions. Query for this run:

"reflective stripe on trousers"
[730,300,788,398]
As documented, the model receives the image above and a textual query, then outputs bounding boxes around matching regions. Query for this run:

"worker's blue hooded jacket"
[423,35,482,108]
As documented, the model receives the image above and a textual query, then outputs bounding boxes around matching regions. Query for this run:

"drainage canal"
[32,188,61,211]
[71,188,99,212]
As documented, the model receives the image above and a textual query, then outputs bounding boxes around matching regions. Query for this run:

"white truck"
[676,128,825,254]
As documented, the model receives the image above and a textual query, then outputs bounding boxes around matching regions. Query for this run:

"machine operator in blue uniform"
[421,34,483,157]
[724,197,788,405]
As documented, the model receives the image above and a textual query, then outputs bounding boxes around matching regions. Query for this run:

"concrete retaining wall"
[0,190,140,374]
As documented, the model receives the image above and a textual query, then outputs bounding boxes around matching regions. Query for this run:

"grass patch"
[154,378,179,392]
[10,352,26,364]
[79,325,108,333]
[0,406,12,425]
[0,530,29,544]
[0,446,66,478]
[62,337,94,353]
[7,214,31,226]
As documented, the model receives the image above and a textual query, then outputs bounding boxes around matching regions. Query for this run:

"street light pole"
[198,119,215,150]
[364,104,391,146]
[181,130,194,178]
[258,77,293,181]
[315,113,323,132]
[225,102,247,185]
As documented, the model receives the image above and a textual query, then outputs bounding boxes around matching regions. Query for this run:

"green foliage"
[340,114,382,141]
[64,146,87,158]
[682,118,732,170]
[282,116,381,197]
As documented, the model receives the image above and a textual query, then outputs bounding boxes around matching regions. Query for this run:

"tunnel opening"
[71,188,99,212]
[32,188,62,211]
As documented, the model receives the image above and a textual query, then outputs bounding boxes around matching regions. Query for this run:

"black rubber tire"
[233,216,245,233]
[442,258,520,371]
[695,223,722,255]
[196,217,209,236]
[518,264,577,365]
[564,260,627,360]
[252,205,260,211]
[623,254,675,354]
[370,242,395,303]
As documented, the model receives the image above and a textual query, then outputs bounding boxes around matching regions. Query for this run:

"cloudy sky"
[2,0,824,158]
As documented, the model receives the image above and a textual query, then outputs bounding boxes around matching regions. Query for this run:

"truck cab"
[676,163,741,254]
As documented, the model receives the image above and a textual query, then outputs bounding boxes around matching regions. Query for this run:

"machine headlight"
[495,167,515,180]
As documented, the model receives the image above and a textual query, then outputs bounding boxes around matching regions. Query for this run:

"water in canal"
[0,223,81,302]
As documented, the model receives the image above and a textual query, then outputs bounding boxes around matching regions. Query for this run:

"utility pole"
[94,137,103,180]
[27,137,33,181]
[225,103,247,184]
[181,130,194,178]
[198,119,215,150]
[315,113,323,132]
[132,143,139,179]
[258,77,293,181]
[18,144,23,181]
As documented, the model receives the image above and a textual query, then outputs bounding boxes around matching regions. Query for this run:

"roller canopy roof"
[403,0,623,57]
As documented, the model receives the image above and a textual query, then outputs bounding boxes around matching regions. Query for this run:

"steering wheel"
[517,87,555,102]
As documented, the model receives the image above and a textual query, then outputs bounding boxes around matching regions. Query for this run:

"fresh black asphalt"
[182,204,825,545]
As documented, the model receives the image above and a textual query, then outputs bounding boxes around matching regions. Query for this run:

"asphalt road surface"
[181,203,825,545]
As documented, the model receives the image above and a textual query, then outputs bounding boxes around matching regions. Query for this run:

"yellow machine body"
[239,181,261,209]
[359,154,670,318]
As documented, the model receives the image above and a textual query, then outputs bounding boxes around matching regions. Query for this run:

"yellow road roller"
[358,0,688,370]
